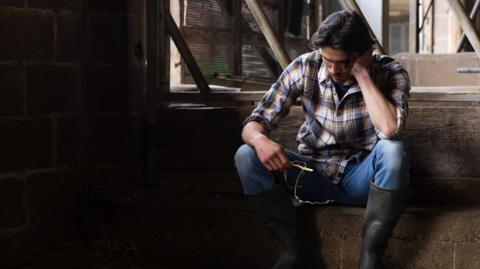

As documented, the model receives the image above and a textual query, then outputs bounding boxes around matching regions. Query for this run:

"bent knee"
[234,144,257,168]
[375,140,410,173]
[376,140,408,160]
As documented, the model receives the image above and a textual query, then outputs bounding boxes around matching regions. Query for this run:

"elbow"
[381,129,397,139]
[378,121,400,139]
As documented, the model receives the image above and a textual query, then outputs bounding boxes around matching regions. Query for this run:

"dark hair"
[310,10,374,54]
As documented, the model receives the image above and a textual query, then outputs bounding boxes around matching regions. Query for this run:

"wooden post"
[307,0,316,38]
[233,0,242,76]
[341,0,385,54]
[313,0,321,34]
[146,0,166,185]
[409,0,418,53]
[146,0,162,124]
[165,11,211,94]
[169,0,183,85]
[456,0,480,52]
[447,0,480,58]
[245,0,291,69]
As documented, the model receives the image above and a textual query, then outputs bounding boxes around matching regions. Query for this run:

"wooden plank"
[446,0,480,58]
[166,11,211,94]
[341,0,385,54]
[164,86,480,103]
[245,0,291,69]
[254,47,281,78]
[456,0,480,52]
[409,0,418,53]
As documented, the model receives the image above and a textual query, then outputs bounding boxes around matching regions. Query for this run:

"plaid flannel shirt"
[244,50,410,183]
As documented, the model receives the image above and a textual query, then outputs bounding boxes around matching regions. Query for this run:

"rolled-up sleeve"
[376,61,410,139]
[243,56,305,133]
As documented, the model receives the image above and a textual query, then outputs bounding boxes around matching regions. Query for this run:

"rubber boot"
[358,182,411,269]
[249,184,310,269]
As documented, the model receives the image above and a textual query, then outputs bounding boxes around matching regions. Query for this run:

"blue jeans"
[234,140,410,206]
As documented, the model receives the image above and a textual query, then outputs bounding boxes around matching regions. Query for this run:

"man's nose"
[331,64,342,74]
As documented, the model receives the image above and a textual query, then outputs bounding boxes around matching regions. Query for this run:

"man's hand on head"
[251,135,291,172]
[351,48,374,77]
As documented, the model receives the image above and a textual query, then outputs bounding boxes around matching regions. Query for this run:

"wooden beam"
[446,0,480,58]
[254,47,281,78]
[245,0,291,69]
[164,86,480,103]
[381,0,389,54]
[233,0,242,76]
[165,11,211,94]
[146,0,162,124]
[409,0,418,53]
[169,0,182,85]
[308,0,319,38]
[456,0,480,52]
[341,0,385,54]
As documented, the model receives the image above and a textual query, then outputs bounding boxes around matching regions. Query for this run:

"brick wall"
[0,0,145,262]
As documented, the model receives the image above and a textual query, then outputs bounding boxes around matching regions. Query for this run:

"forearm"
[242,121,270,148]
[355,69,398,137]
[241,121,290,171]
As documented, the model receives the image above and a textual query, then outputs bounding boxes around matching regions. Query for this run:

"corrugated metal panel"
[240,1,278,33]
[182,0,276,83]
[185,0,233,30]
[242,45,273,79]
[185,43,233,77]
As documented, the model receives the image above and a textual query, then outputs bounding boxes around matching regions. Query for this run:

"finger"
[277,152,291,170]
[263,160,274,171]
[269,157,283,172]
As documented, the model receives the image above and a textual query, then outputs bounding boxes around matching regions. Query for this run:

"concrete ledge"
[82,191,480,268]
[163,85,480,103]
[396,53,480,87]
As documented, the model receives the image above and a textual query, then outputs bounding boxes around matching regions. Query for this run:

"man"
[234,10,411,269]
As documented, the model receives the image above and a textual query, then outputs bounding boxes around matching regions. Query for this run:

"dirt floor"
[3,238,185,269]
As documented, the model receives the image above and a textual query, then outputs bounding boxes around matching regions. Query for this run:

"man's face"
[321,46,354,84]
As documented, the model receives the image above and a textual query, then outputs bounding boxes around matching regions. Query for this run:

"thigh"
[337,153,376,206]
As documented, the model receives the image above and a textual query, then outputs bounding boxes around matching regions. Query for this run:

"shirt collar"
[318,63,330,86]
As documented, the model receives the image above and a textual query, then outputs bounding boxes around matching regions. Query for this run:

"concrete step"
[81,190,480,269]
[148,92,480,204]
[147,170,480,205]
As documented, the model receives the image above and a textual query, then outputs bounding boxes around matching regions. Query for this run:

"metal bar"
[245,0,291,69]
[165,11,211,94]
[409,0,418,53]
[418,0,433,33]
[456,0,480,52]
[447,0,480,58]
[340,0,385,54]
[457,67,480,73]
